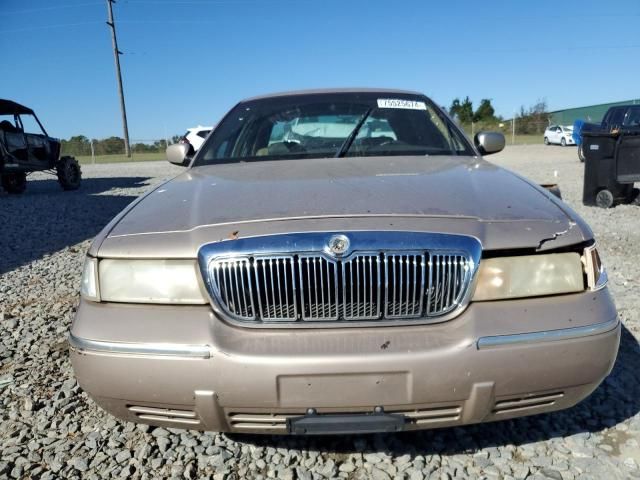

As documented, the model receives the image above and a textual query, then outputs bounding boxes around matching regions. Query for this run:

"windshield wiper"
[335,108,372,158]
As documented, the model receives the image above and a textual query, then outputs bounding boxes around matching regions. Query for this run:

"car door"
[20,114,53,168]
[0,115,28,164]
[554,126,564,143]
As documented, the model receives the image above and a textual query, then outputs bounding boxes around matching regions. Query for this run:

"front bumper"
[70,289,620,434]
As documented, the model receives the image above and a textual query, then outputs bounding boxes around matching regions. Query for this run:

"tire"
[578,144,585,162]
[561,137,566,147]
[595,189,614,209]
[544,137,549,145]
[56,156,82,191]
[1,172,27,194]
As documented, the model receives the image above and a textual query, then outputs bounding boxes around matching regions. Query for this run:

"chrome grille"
[206,251,473,324]
[385,253,426,319]
[427,254,469,316]
[253,257,297,321]
[299,256,339,320]
[212,258,255,320]
[343,254,381,320]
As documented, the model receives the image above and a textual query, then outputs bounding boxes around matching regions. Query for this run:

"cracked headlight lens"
[473,252,585,301]
[98,259,207,304]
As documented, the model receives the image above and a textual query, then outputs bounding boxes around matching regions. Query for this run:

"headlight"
[473,252,584,301]
[96,259,207,304]
[80,257,100,301]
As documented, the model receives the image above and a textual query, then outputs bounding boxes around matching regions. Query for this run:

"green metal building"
[550,99,640,125]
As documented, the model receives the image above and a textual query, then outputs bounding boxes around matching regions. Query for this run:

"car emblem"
[327,234,350,256]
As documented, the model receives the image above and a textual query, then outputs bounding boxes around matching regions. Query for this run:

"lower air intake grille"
[493,392,564,414]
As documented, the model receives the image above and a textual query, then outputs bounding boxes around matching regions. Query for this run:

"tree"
[99,136,126,155]
[449,97,474,124]
[473,99,496,123]
[516,98,550,135]
[60,135,91,156]
[449,98,461,118]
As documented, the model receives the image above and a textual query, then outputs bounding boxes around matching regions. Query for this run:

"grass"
[73,152,166,165]
[459,127,544,146]
[504,134,544,145]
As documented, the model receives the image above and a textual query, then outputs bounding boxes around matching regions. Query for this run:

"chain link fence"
[60,136,176,164]
[459,119,551,146]
[60,115,557,165]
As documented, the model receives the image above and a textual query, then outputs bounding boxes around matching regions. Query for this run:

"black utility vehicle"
[600,104,640,131]
[579,104,640,162]
[582,107,640,208]
[0,99,81,194]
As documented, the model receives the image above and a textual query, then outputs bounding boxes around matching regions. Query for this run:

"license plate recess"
[287,412,406,435]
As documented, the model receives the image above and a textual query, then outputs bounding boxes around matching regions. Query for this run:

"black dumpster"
[582,129,640,208]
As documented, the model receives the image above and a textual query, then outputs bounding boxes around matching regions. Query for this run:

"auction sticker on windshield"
[377,99,427,110]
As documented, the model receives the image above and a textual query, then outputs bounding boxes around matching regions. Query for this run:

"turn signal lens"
[80,257,100,302]
[583,245,608,291]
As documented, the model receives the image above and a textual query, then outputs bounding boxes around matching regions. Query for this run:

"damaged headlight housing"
[80,257,207,304]
[473,245,607,301]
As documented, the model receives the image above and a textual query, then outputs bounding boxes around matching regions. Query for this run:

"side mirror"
[474,131,505,156]
[166,143,191,166]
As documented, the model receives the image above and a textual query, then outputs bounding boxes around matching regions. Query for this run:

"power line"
[0,2,102,16]
[123,0,314,4]
[0,21,102,34]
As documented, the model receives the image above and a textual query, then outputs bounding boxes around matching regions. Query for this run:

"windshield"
[623,107,640,128]
[195,93,473,165]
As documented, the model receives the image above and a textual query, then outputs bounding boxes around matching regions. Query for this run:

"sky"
[2,0,639,141]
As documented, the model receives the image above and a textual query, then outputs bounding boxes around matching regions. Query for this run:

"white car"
[544,125,575,146]
[179,125,212,153]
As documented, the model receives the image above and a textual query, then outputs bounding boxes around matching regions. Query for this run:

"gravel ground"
[1,146,639,480]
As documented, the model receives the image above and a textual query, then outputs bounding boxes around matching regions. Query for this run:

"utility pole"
[106,0,131,157]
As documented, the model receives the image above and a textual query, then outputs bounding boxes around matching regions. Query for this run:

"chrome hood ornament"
[327,234,350,257]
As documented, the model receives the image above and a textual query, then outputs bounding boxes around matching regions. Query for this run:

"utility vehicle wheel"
[1,172,27,194]
[561,137,566,147]
[578,144,585,162]
[57,156,81,191]
[595,189,614,209]
[544,137,549,145]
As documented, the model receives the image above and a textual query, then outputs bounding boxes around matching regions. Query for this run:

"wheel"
[56,156,81,191]
[578,144,585,162]
[544,137,549,145]
[561,137,566,147]
[595,189,614,209]
[1,172,27,194]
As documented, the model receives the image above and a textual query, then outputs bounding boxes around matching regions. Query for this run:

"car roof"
[242,88,424,103]
[0,99,34,115]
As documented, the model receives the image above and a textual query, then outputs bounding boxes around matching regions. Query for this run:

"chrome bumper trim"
[68,333,211,359]
[477,317,619,350]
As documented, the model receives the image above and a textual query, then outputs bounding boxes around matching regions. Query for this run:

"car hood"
[95,155,589,257]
